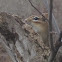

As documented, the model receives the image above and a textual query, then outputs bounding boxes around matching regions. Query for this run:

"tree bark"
[0,12,50,62]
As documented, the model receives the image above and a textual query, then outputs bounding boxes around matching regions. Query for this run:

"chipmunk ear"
[43,13,48,19]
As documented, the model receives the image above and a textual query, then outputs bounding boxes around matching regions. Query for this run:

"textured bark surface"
[0,12,50,62]
[0,42,12,62]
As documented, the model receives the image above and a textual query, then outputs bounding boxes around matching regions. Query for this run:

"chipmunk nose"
[24,19,31,25]
[24,19,29,23]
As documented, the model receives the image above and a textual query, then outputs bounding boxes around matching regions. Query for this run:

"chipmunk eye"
[33,17,39,20]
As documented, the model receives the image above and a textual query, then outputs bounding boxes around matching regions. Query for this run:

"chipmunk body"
[25,13,49,46]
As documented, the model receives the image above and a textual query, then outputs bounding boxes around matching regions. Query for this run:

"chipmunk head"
[25,13,48,32]
[25,13,48,23]
[25,13,49,46]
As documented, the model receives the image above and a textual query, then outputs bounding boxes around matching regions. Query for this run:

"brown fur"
[25,13,49,46]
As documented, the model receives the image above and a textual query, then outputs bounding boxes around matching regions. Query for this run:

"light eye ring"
[33,16,39,20]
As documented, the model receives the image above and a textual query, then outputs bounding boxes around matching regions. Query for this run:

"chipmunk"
[25,13,49,46]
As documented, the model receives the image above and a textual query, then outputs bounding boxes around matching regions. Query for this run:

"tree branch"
[28,0,48,21]
[49,0,54,52]
[48,31,62,62]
